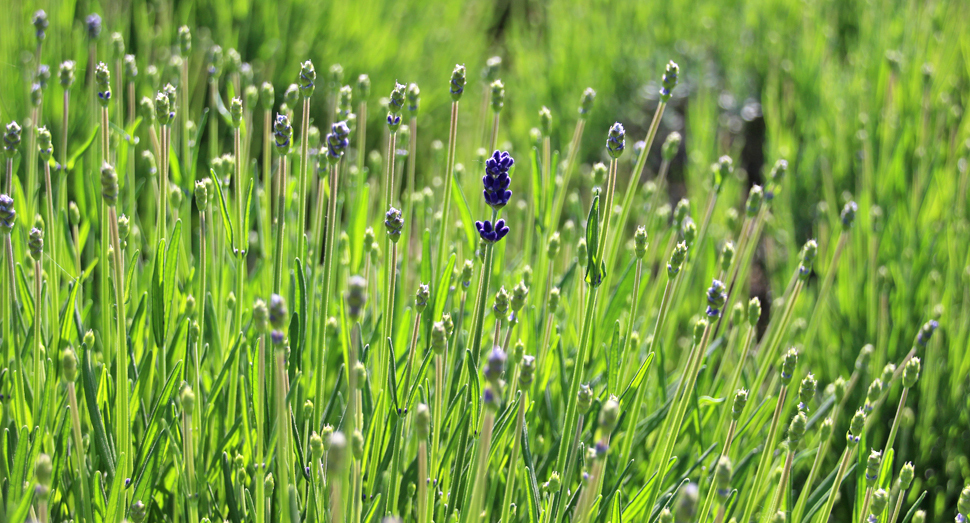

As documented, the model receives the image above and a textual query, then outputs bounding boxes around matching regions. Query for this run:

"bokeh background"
[1,0,968,519]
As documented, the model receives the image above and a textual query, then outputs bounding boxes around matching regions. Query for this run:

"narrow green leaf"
[151,239,166,348]
[164,220,183,329]
[607,320,621,395]
[65,124,100,171]
[211,168,235,249]
[451,174,478,256]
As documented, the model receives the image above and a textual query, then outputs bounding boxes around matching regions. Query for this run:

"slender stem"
[68,383,95,523]
[433,102,459,293]
[884,387,909,456]
[109,207,130,481]
[418,439,429,523]
[887,487,908,523]
[499,391,527,523]
[621,278,675,465]
[465,410,496,522]
[620,258,644,386]
[317,160,340,419]
[298,97,311,255]
[273,155,287,293]
[62,90,70,169]
[33,260,43,421]
[262,109,272,261]
[183,408,198,523]
[858,487,874,523]
[255,334,266,523]
[549,118,586,231]
[740,386,790,523]
[275,348,292,523]
[803,232,848,350]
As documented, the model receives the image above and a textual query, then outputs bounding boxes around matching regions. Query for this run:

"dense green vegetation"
[0,0,968,522]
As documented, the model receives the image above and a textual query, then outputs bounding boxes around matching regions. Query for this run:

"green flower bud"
[101,163,119,206]
[431,322,447,355]
[544,472,561,493]
[511,281,529,312]
[898,462,915,491]
[61,347,78,382]
[83,330,95,348]
[415,283,430,313]
[732,389,748,421]
[230,97,243,127]
[880,363,896,386]
[819,417,833,441]
[493,286,510,321]
[4,121,22,158]
[798,373,817,411]
[902,357,920,388]
[548,232,561,258]
[599,396,620,432]
[726,207,739,232]
[357,74,371,98]
[260,82,275,110]
[746,185,764,217]
[35,453,52,487]
[730,302,744,327]
[849,408,866,437]
[110,32,125,59]
[351,430,364,460]
[520,355,536,388]
[178,25,191,55]
[415,403,431,439]
[714,456,732,498]
[770,512,785,523]
[578,384,593,415]
[634,226,648,259]
[37,126,52,161]
[59,60,76,88]
[668,241,689,278]
[788,411,807,446]
[131,501,147,523]
[309,431,324,461]
[658,508,674,523]
[778,348,797,385]
[354,362,367,388]
[865,449,882,487]
[181,386,196,416]
[747,297,762,327]
[870,489,889,519]
[693,318,708,345]
[549,287,561,313]
[490,79,505,113]
[911,510,925,523]
[662,132,681,162]
[865,379,883,412]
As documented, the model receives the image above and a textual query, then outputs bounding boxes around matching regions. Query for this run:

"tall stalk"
[433,65,465,292]
[553,126,624,520]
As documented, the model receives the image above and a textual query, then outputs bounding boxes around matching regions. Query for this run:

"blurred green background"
[1,0,968,519]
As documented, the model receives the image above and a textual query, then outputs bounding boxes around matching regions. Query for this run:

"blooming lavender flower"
[840,201,859,230]
[660,61,679,101]
[916,319,938,347]
[299,60,316,98]
[706,279,727,317]
[269,294,288,330]
[33,10,48,41]
[475,219,509,244]
[95,62,111,106]
[606,122,625,159]
[579,87,596,115]
[483,150,514,209]
[0,194,17,234]
[36,65,51,89]
[28,228,43,262]
[3,122,21,158]
[484,347,506,383]
[450,64,467,101]
[325,121,351,164]
[273,114,293,154]
[86,14,102,40]
[385,207,404,243]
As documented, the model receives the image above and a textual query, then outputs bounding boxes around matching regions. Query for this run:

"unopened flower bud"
[903,357,920,388]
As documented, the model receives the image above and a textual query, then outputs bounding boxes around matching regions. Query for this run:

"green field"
[0,0,968,522]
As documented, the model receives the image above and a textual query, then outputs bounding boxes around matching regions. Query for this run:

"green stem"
[433,102,459,297]
[68,383,95,523]
[499,391,527,523]
[273,155,287,294]
[298,97,311,255]
[803,232,848,351]
[739,386,789,523]
[317,160,341,419]
[109,206,130,479]
[33,260,42,421]
[549,117,586,231]
[620,277,674,465]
